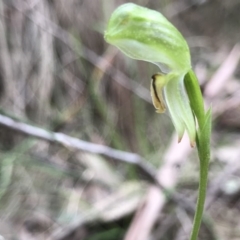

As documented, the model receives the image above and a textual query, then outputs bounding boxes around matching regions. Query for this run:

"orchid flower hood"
[104,3,196,146]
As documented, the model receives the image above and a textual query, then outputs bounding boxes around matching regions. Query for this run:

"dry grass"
[0,0,240,239]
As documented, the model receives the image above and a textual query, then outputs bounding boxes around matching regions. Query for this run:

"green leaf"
[184,70,205,130]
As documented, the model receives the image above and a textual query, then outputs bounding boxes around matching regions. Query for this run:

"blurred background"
[0,0,240,239]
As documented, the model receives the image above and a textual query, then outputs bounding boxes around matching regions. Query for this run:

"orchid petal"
[164,75,196,146]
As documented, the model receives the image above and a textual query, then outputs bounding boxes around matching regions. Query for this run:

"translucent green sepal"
[164,74,196,146]
[104,3,191,74]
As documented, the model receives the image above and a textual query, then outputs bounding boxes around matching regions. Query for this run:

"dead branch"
[0,113,158,184]
[204,44,240,99]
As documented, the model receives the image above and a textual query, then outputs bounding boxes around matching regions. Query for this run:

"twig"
[0,113,196,203]
[0,113,158,185]
[204,44,240,99]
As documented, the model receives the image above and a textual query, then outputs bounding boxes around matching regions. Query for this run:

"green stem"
[190,109,212,240]
[190,159,209,240]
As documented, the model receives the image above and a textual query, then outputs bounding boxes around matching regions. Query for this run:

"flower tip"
[178,136,195,147]
[156,109,165,114]
[190,141,196,148]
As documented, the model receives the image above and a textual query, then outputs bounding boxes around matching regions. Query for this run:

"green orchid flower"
[104,4,212,240]
[104,3,196,146]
